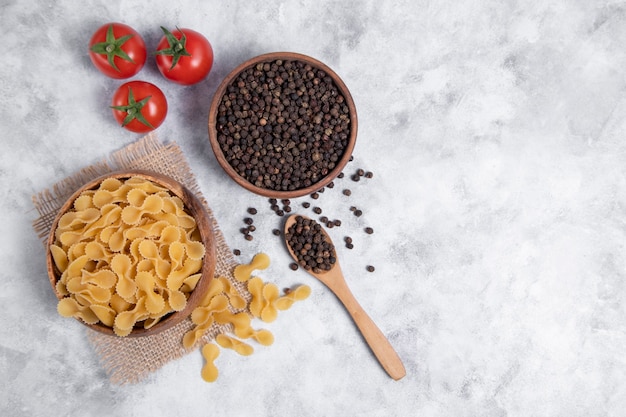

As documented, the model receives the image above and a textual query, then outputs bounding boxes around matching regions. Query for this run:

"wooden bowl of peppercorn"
[208,52,357,198]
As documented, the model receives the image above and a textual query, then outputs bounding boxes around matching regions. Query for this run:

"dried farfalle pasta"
[233,253,270,282]
[50,176,206,336]
[274,285,312,310]
[201,343,220,382]
[185,253,310,383]
[216,334,254,356]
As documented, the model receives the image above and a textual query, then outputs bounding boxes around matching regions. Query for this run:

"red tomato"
[111,81,168,133]
[89,23,147,79]
[155,27,213,85]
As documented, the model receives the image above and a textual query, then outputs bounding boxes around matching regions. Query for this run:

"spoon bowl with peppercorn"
[284,214,406,380]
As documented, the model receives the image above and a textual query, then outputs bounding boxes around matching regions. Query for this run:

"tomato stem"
[90,24,135,72]
[154,26,192,71]
[111,88,154,128]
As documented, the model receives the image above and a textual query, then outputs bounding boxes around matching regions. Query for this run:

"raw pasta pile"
[49,176,206,336]
[183,253,310,382]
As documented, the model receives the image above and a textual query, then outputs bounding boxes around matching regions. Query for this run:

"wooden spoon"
[284,215,406,380]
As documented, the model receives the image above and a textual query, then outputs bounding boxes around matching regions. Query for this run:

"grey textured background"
[2,0,626,416]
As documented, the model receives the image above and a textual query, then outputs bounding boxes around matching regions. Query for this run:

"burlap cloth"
[32,133,246,384]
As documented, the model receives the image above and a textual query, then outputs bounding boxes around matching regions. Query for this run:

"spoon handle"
[331,280,406,380]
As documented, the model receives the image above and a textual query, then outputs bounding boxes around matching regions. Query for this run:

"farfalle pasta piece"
[135,271,166,315]
[201,343,220,382]
[218,276,246,310]
[250,328,274,346]
[247,277,264,318]
[260,283,280,323]
[233,253,270,282]
[57,297,99,325]
[121,194,164,225]
[113,296,148,337]
[181,273,202,293]
[50,244,68,273]
[89,304,116,327]
[81,269,117,289]
[274,285,312,310]
[198,276,224,307]
[214,311,252,336]
[216,334,254,356]
[111,253,137,302]
[73,194,95,211]
[191,294,229,326]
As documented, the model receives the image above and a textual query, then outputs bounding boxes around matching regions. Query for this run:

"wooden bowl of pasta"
[45,170,216,337]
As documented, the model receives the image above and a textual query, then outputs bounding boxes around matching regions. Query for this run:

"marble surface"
[2,0,626,415]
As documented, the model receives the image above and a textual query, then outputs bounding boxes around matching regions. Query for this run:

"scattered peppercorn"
[233,249,241,256]
[247,207,258,215]
[302,202,311,208]
[366,265,375,272]
[244,217,254,225]
[311,192,319,200]
[272,228,281,236]
[354,209,363,217]
[343,189,351,196]
[289,262,299,271]
[365,227,374,234]
[313,207,322,214]
[365,171,373,179]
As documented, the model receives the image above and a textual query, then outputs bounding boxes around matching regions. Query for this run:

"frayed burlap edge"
[31,132,245,384]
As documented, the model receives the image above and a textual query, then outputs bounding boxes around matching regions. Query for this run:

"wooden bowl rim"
[45,169,216,337]
[208,51,358,198]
